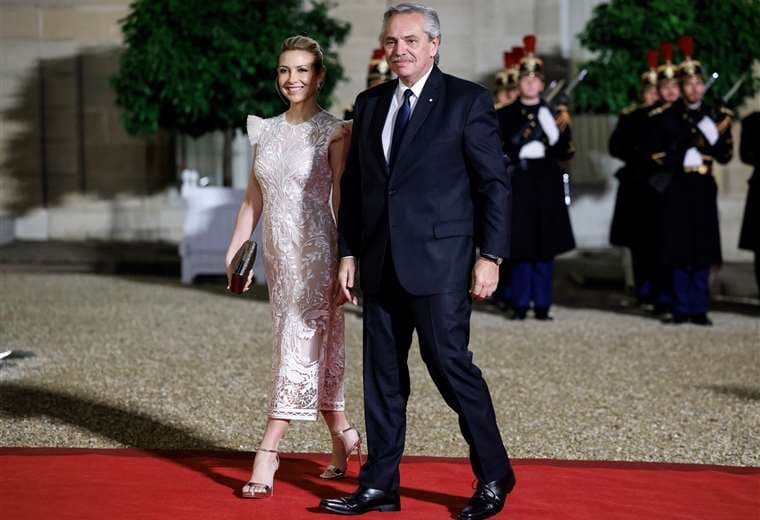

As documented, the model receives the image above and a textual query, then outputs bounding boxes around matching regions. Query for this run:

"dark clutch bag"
[229,240,257,294]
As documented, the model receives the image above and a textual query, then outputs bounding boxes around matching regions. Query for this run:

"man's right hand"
[337,257,358,305]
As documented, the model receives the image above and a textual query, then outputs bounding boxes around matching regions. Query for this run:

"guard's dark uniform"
[609,49,662,303]
[643,98,733,319]
[497,99,575,315]
[609,103,660,300]
[738,111,760,294]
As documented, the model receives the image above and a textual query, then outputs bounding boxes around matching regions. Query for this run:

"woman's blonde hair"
[280,35,325,72]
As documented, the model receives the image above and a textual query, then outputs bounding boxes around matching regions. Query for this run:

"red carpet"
[1,448,758,519]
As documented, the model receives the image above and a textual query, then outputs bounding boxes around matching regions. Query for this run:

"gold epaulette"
[719,106,735,117]
[648,103,671,117]
[651,152,666,165]
[621,103,639,115]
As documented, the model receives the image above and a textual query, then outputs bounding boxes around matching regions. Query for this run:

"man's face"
[496,88,518,106]
[658,79,680,103]
[382,12,439,86]
[642,85,658,106]
[681,75,705,104]
[519,75,544,100]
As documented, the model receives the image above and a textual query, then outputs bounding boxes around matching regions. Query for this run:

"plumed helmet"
[519,35,544,79]
[657,42,678,82]
[677,36,704,80]
[640,49,659,87]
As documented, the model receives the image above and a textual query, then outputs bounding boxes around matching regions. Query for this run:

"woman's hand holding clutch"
[226,240,258,294]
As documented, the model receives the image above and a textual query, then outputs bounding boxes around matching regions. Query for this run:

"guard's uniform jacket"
[609,102,657,248]
[642,98,733,268]
[497,99,576,261]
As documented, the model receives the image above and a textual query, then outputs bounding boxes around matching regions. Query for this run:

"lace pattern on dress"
[249,110,346,421]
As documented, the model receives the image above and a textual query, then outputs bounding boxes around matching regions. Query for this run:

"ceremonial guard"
[642,36,733,325]
[343,48,393,120]
[494,47,521,110]
[608,49,661,305]
[496,35,575,320]
[738,111,760,296]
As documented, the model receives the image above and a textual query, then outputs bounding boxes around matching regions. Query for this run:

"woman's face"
[277,50,324,104]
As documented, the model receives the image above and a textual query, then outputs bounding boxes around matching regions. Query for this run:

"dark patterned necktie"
[389,89,414,169]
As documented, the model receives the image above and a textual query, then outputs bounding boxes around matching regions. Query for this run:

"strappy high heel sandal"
[320,426,364,480]
[242,448,279,499]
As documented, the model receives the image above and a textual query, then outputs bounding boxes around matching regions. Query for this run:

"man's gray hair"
[382,3,441,64]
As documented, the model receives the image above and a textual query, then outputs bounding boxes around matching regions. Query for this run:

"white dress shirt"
[381,65,434,163]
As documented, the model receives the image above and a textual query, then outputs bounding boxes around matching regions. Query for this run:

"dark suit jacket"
[338,65,511,296]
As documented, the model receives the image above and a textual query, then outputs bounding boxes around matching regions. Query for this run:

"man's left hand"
[470,257,500,301]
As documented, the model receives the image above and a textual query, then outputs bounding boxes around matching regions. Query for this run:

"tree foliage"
[574,0,760,113]
[112,0,350,138]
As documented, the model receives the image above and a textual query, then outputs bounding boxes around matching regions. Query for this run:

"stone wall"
[0,0,756,260]
[0,0,175,240]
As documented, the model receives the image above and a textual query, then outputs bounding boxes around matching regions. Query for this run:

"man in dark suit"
[320,4,514,519]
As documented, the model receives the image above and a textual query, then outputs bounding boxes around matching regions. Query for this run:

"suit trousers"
[359,254,512,492]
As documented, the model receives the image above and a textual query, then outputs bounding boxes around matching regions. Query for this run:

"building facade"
[0,0,756,261]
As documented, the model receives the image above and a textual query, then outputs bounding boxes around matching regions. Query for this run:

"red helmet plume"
[678,36,694,58]
[523,35,537,54]
[646,49,658,69]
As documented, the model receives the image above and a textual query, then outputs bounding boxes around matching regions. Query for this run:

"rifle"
[548,68,588,107]
[704,71,719,92]
[544,79,566,104]
[722,75,746,104]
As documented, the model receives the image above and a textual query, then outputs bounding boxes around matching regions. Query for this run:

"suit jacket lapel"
[369,80,396,176]
[392,66,443,173]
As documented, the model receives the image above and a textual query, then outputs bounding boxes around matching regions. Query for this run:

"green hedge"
[574,0,760,113]
[112,0,350,138]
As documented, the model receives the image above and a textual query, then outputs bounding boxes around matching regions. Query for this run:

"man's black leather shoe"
[320,487,400,515]
[457,474,516,520]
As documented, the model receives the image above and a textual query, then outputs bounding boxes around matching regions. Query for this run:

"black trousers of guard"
[358,253,512,492]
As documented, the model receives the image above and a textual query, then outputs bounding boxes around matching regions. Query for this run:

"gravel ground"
[1,273,758,466]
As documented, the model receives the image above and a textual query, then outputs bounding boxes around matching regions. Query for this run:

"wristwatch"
[480,252,503,265]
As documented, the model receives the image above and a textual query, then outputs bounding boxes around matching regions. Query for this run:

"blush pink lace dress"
[246,110,346,421]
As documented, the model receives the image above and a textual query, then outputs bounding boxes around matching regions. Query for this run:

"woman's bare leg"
[249,418,289,485]
[321,410,359,469]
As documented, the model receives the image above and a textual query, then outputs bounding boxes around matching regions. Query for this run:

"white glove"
[519,140,546,159]
[697,116,719,145]
[683,147,703,167]
[537,106,560,145]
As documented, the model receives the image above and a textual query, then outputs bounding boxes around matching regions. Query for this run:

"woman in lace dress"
[224,35,359,499]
